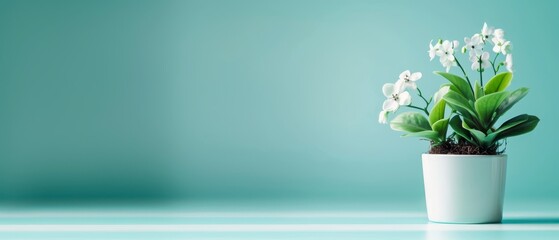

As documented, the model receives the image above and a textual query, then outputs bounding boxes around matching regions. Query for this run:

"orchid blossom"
[464,34,483,58]
[438,40,459,72]
[504,54,513,72]
[397,70,422,90]
[481,22,494,42]
[382,82,411,112]
[428,40,442,61]
[470,51,491,72]
[492,37,511,54]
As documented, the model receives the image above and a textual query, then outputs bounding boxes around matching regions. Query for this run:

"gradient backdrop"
[0,0,556,204]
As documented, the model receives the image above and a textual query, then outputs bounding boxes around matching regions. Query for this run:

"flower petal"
[383,99,399,112]
[409,82,417,90]
[506,54,513,72]
[395,79,406,92]
[378,110,388,124]
[399,70,411,80]
[382,83,395,97]
[472,34,481,43]
[482,51,490,60]
[469,51,478,61]
[493,45,500,53]
[442,40,450,50]
[482,23,494,36]
[452,40,459,49]
[398,91,411,106]
[429,50,436,61]
[501,41,511,54]
[410,72,422,81]
[448,54,455,61]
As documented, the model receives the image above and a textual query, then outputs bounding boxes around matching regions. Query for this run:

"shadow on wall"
[0,150,177,203]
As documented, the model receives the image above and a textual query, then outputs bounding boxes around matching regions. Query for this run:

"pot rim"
[422,153,507,157]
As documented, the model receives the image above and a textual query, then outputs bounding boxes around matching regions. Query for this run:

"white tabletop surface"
[0,200,557,239]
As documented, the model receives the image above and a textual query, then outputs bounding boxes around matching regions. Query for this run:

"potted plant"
[378,23,540,223]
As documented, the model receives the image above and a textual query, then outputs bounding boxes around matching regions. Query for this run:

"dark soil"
[429,139,504,155]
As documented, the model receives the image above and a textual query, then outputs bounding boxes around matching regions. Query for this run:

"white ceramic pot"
[422,154,507,224]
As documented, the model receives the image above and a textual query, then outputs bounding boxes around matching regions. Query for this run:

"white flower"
[438,40,459,72]
[493,29,505,39]
[481,22,494,42]
[396,70,422,90]
[441,59,456,72]
[439,40,458,62]
[428,40,442,61]
[492,37,511,54]
[504,54,513,72]
[378,110,389,124]
[382,83,411,112]
[470,51,491,71]
[464,34,483,58]
[440,59,456,73]
[433,85,451,104]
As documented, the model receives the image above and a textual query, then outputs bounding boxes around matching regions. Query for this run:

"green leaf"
[449,115,476,145]
[429,99,446,126]
[467,128,488,146]
[432,118,449,140]
[443,90,478,118]
[403,130,440,141]
[485,72,513,94]
[444,90,484,130]
[463,117,482,132]
[496,87,529,118]
[390,112,431,133]
[474,80,485,99]
[435,71,474,101]
[474,91,511,129]
[491,114,540,141]
[492,114,532,133]
[470,129,496,148]
[462,119,497,148]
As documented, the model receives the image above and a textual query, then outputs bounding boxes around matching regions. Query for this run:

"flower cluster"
[378,22,539,152]
[429,23,513,74]
[378,70,421,124]
[429,40,460,72]
[380,22,517,125]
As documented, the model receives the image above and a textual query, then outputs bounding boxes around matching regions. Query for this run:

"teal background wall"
[0,0,556,203]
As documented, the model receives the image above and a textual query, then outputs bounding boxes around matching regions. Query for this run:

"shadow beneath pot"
[502,217,559,224]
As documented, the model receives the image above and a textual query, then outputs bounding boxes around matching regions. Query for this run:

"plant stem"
[406,104,430,116]
[490,53,500,75]
[479,56,483,87]
[454,57,475,94]
[416,87,432,107]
